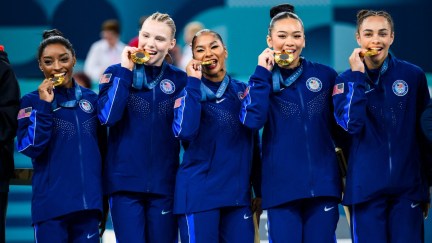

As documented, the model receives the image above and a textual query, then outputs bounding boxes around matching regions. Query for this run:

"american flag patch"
[332,83,344,96]
[99,73,112,84]
[17,107,32,120]
[174,97,184,108]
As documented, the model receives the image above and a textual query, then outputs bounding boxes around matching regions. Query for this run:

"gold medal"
[51,73,65,86]
[275,50,294,66]
[131,50,150,64]
[201,60,214,66]
[360,49,378,57]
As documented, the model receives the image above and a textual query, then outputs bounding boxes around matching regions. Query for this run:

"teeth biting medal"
[131,50,150,64]
[201,60,214,65]
[360,49,378,57]
[275,50,294,66]
[51,73,65,86]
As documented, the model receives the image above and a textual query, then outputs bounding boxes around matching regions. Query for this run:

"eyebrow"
[142,31,168,39]
[276,30,302,34]
[195,40,219,48]
[42,53,69,59]
[362,28,389,32]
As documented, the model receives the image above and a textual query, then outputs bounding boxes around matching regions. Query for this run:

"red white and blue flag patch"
[17,107,32,120]
[99,73,112,84]
[332,83,344,96]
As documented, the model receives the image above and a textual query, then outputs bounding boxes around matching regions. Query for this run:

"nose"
[145,38,155,49]
[53,60,62,70]
[371,33,381,44]
[204,48,214,58]
[284,37,295,48]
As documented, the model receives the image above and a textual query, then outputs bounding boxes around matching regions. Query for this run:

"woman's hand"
[349,48,366,73]
[121,46,139,71]
[38,78,54,103]
[186,59,203,80]
[258,48,275,71]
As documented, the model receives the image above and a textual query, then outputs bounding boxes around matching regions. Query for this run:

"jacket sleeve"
[332,71,368,134]
[329,70,352,167]
[16,95,53,158]
[172,77,202,141]
[97,66,133,126]
[0,58,20,144]
[239,66,272,130]
[417,72,432,187]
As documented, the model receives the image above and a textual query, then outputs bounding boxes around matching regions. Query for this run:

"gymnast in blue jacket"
[333,10,431,242]
[240,5,346,243]
[17,29,106,242]
[97,12,187,243]
[173,29,261,243]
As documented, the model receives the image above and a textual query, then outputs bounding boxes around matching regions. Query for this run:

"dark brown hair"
[268,5,304,35]
[102,19,121,34]
[356,10,394,34]
[191,29,225,50]
[270,4,295,19]
[38,29,75,60]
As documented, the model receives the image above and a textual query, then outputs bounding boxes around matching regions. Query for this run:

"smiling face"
[356,15,394,66]
[39,43,76,88]
[192,32,228,81]
[267,17,305,69]
[138,19,176,66]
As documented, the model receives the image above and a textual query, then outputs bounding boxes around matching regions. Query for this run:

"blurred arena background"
[1,0,431,242]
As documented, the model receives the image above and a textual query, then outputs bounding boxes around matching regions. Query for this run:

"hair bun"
[270,4,295,19]
[42,29,64,40]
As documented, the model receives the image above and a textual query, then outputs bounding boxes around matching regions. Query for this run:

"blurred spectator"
[84,19,125,84]
[179,21,204,70]
[0,45,20,243]
[73,71,92,89]
[128,15,148,47]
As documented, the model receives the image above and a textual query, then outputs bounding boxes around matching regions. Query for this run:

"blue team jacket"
[98,62,187,196]
[17,82,104,224]
[240,60,343,209]
[172,76,258,213]
[333,54,432,205]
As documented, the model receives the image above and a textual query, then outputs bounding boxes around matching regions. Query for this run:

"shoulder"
[104,63,123,74]
[230,77,247,90]
[80,86,97,98]
[304,59,337,76]
[337,68,354,78]
[392,56,425,75]
[20,90,39,104]
[167,64,186,74]
[166,64,188,81]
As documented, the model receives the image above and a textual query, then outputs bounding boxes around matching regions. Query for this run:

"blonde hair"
[146,12,176,39]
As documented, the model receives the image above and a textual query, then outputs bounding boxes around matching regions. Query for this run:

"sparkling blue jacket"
[173,76,259,213]
[17,83,104,224]
[98,63,187,196]
[240,60,344,209]
[333,54,432,205]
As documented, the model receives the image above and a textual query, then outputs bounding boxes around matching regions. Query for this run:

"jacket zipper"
[297,87,315,197]
[74,109,88,209]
